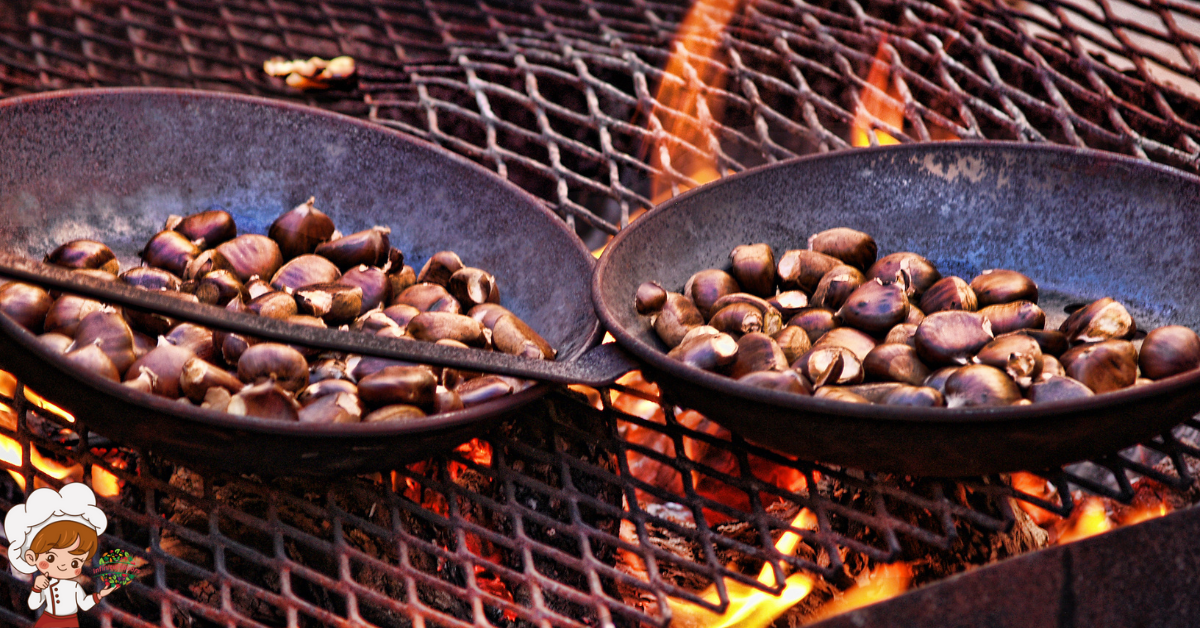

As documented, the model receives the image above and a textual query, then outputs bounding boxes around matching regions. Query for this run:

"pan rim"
[0,86,604,439]
[593,140,1200,425]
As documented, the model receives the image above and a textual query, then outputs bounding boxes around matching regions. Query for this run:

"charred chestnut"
[654,293,705,348]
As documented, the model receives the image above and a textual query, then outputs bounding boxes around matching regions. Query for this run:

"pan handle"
[0,253,638,387]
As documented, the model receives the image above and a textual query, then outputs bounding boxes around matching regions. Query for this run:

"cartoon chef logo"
[4,484,119,627]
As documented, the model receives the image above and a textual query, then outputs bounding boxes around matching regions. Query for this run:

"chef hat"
[4,484,107,574]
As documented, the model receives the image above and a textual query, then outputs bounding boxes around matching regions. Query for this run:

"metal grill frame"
[3,0,1200,625]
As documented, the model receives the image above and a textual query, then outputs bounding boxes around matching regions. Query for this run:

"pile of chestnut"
[0,198,555,422]
[636,228,1200,407]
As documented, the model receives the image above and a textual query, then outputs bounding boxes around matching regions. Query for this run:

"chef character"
[4,484,116,627]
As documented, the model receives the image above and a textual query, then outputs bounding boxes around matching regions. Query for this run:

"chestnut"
[1039,354,1066,380]
[316,227,391,270]
[140,230,200,276]
[709,302,763,337]
[812,327,876,362]
[248,290,299,320]
[979,301,1046,335]
[298,392,363,424]
[635,281,668,315]
[64,343,121,382]
[387,264,418,297]
[340,265,391,314]
[970,269,1038,306]
[433,386,465,414]
[684,269,741,319]
[269,198,336,259]
[840,382,905,403]
[725,332,788,378]
[737,370,811,395]
[880,385,944,407]
[124,291,198,336]
[944,364,1021,407]
[866,252,942,298]
[216,235,284,283]
[863,343,930,385]
[354,311,402,335]
[1060,339,1138,394]
[237,343,309,392]
[0,282,52,332]
[174,209,238,249]
[45,240,119,275]
[447,267,496,310]
[271,254,342,292]
[709,293,783,335]
[244,277,275,300]
[294,283,363,325]
[1010,329,1069,357]
[786,307,839,344]
[777,250,841,294]
[811,265,865,311]
[124,343,196,398]
[383,304,422,328]
[364,404,427,422]
[1028,375,1094,403]
[226,381,300,421]
[38,333,74,354]
[919,277,977,314]
[923,366,960,394]
[492,314,555,359]
[837,279,909,335]
[975,334,1043,388]
[183,248,234,281]
[767,291,809,320]
[667,330,739,371]
[793,346,864,387]
[814,387,870,404]
[729,243,776,297]
[455,375,514,407]
[914,311,993,366]
[884,323,918,348]
[195,269,245,306]
[358,365,438,409]
[407,312,488,347]
[393,283,461,314]
[120,267,182,291]
[1138,325,1200,379]
[654,293,705,348]
[416,251,465,287]
[74,309,136,375]
[179,357,245,403]
[772,326,812,365]
[298,379,358,405]
[808,228,877,270]
[1060,297,1135,344]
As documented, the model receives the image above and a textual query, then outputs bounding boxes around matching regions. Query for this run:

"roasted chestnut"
[393,283,461,314]
[456,376,514,407]
[1060,298,1135,344]
[124,343,196,398]
[416,251,465,287]
[341,265,391,314]
[738,370,810,394]
[777,250,842,293]
[120,267,182,292]
[635,281,668,315]
[237,343,309,392]
[294,283,363,325]
[685,269,741,319]
[837,279,909,335]
[919,277,977,314]
[179,357,245,403]
[358,365,438,409]
[914,311,993,366]
[492,314,555,359]
[447,267,496,310]
[653,293,705,348]
[226,381,300,421]
[0,282,52,332]
[726,332,788,378]
[794,346,864,387]
[271,254,343,292]
[975,334,1043,388]
[709,302,764,337]
[1028,375,1094,403]
[786,308,839,344]
[808,228,877,270]
[316,227,391,270]
[943,364,1021,407]
[140,230,201,276]
[215,234,284,283]
[173,209,238,249]
[811,265,865,310]
[408,312,488,347]
[269,198,335,259]
[767,291,809,320]
[863,343,930,386]
[812,327,877,362]
[363,404,427,422]
[64,343,121,382]
[668,329,739,371]
[297,392,363,424]
[866,252,942,298]
[772,326,812,365]
[970,269,1038,306]
[880,384,944,407]
[74,309,137,375]
[247,290,299,320]
[45,240,119,275]
[1060,339,1138,393]
[978,301,1045,335]
[1138,325,1200,379]
[729,243,776,297]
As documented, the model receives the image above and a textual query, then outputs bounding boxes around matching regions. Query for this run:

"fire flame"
[1009,472,1063,526]
[1054,496,1113,544]
[809,562,913,622]
[668,509,817,628]
[851,37,904,148]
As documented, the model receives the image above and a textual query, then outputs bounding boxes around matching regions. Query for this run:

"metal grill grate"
[3,0,1200,626]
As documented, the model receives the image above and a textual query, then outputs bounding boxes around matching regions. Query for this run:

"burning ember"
[851,37,904,148]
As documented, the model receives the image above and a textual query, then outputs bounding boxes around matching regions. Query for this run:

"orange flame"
[810,562,913,622]
[648,0,738,204]
[668,509,817,628]
[1054,496,1114,544]
[1009,472,1063,526]
[851,38,904,148]
[1119,501,1170,526]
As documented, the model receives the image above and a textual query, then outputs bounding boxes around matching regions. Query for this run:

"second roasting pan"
[593,142,1200,476]
[0,88,608,475]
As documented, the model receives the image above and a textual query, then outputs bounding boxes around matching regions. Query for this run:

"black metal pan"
[593,142,1200,477]
[0,88,629,475]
